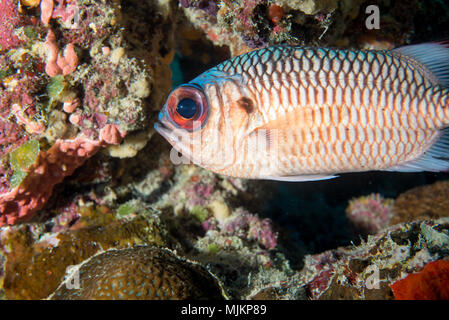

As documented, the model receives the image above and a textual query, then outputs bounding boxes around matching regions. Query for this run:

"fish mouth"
[154,120,174,140]
[154,121,169,137]
[154,120,183,147]
[154,120,194,161]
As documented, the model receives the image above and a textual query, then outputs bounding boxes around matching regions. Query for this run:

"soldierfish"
[155,43,449,181]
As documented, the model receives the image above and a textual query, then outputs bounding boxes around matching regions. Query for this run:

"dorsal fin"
[394,41,449,88]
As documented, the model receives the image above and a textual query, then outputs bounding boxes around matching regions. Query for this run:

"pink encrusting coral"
[0,0,23,51]
[44,29,79,76]
[346,194,394,235]
[40,0,80,27]
[40,0,54,25]
[52,0,80,28]
[0,0,162,229]
[186,182,215,207]
[0,62,43,136]
[0,124,126,226]
[63,98,80,113]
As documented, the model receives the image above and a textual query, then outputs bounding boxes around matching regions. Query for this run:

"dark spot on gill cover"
[237,97,254,114]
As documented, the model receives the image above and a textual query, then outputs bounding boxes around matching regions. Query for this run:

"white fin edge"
[394,42,449,88]
[262,174,337,182]
[386,128,449,172]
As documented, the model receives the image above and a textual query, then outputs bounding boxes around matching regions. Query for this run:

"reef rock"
[301,218,449,300]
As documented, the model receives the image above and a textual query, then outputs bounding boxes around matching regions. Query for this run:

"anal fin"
[262,174,337,182]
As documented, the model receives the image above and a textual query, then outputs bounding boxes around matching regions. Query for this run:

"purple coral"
[346,194,394,235]
[220,209,278,250]
[179,0,218,16]
[186,181,214,207]
[241,35,267,49]
[52,0,80,27]
[247,215,277,250]
[50,201,80,233]
[304,250,339,299]
[0,0,23,51]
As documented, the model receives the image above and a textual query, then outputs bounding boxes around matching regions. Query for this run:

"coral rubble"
[179,0,421,56]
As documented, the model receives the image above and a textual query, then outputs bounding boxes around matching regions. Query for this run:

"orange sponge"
[391,260,449,300]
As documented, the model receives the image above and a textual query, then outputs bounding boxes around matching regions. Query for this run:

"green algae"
[45,75,66,112]
[9,139,39,188]
[10,170,27,189]
[46,75,65,99]
[117,202,137,217]
[0,67,13,80]
[190,206,209,222]
[208,243,218,255]
[23,26,38,39]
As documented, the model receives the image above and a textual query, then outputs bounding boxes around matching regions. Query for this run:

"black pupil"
[176,98,197,119]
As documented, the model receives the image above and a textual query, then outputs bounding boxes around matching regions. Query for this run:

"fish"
[155,42,449,182]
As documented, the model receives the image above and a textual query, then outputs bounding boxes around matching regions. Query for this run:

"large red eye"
[166,85,209,131]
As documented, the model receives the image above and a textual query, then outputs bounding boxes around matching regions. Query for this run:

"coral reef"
[0,0,177,225]
[1,0,449,301]
[49,246,225,299]
[0,124,125,226]
[301,218,449,300]
[203,207,278,250]
[391,180,449,225]
[136,162,290,299]
[0,0,25,52]
[179,0,422,57]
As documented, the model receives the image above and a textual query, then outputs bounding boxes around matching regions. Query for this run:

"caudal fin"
[385,42,449,172]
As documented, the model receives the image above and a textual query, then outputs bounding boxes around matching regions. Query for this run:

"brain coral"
[49,246,225,300]
[391,180,449,225]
